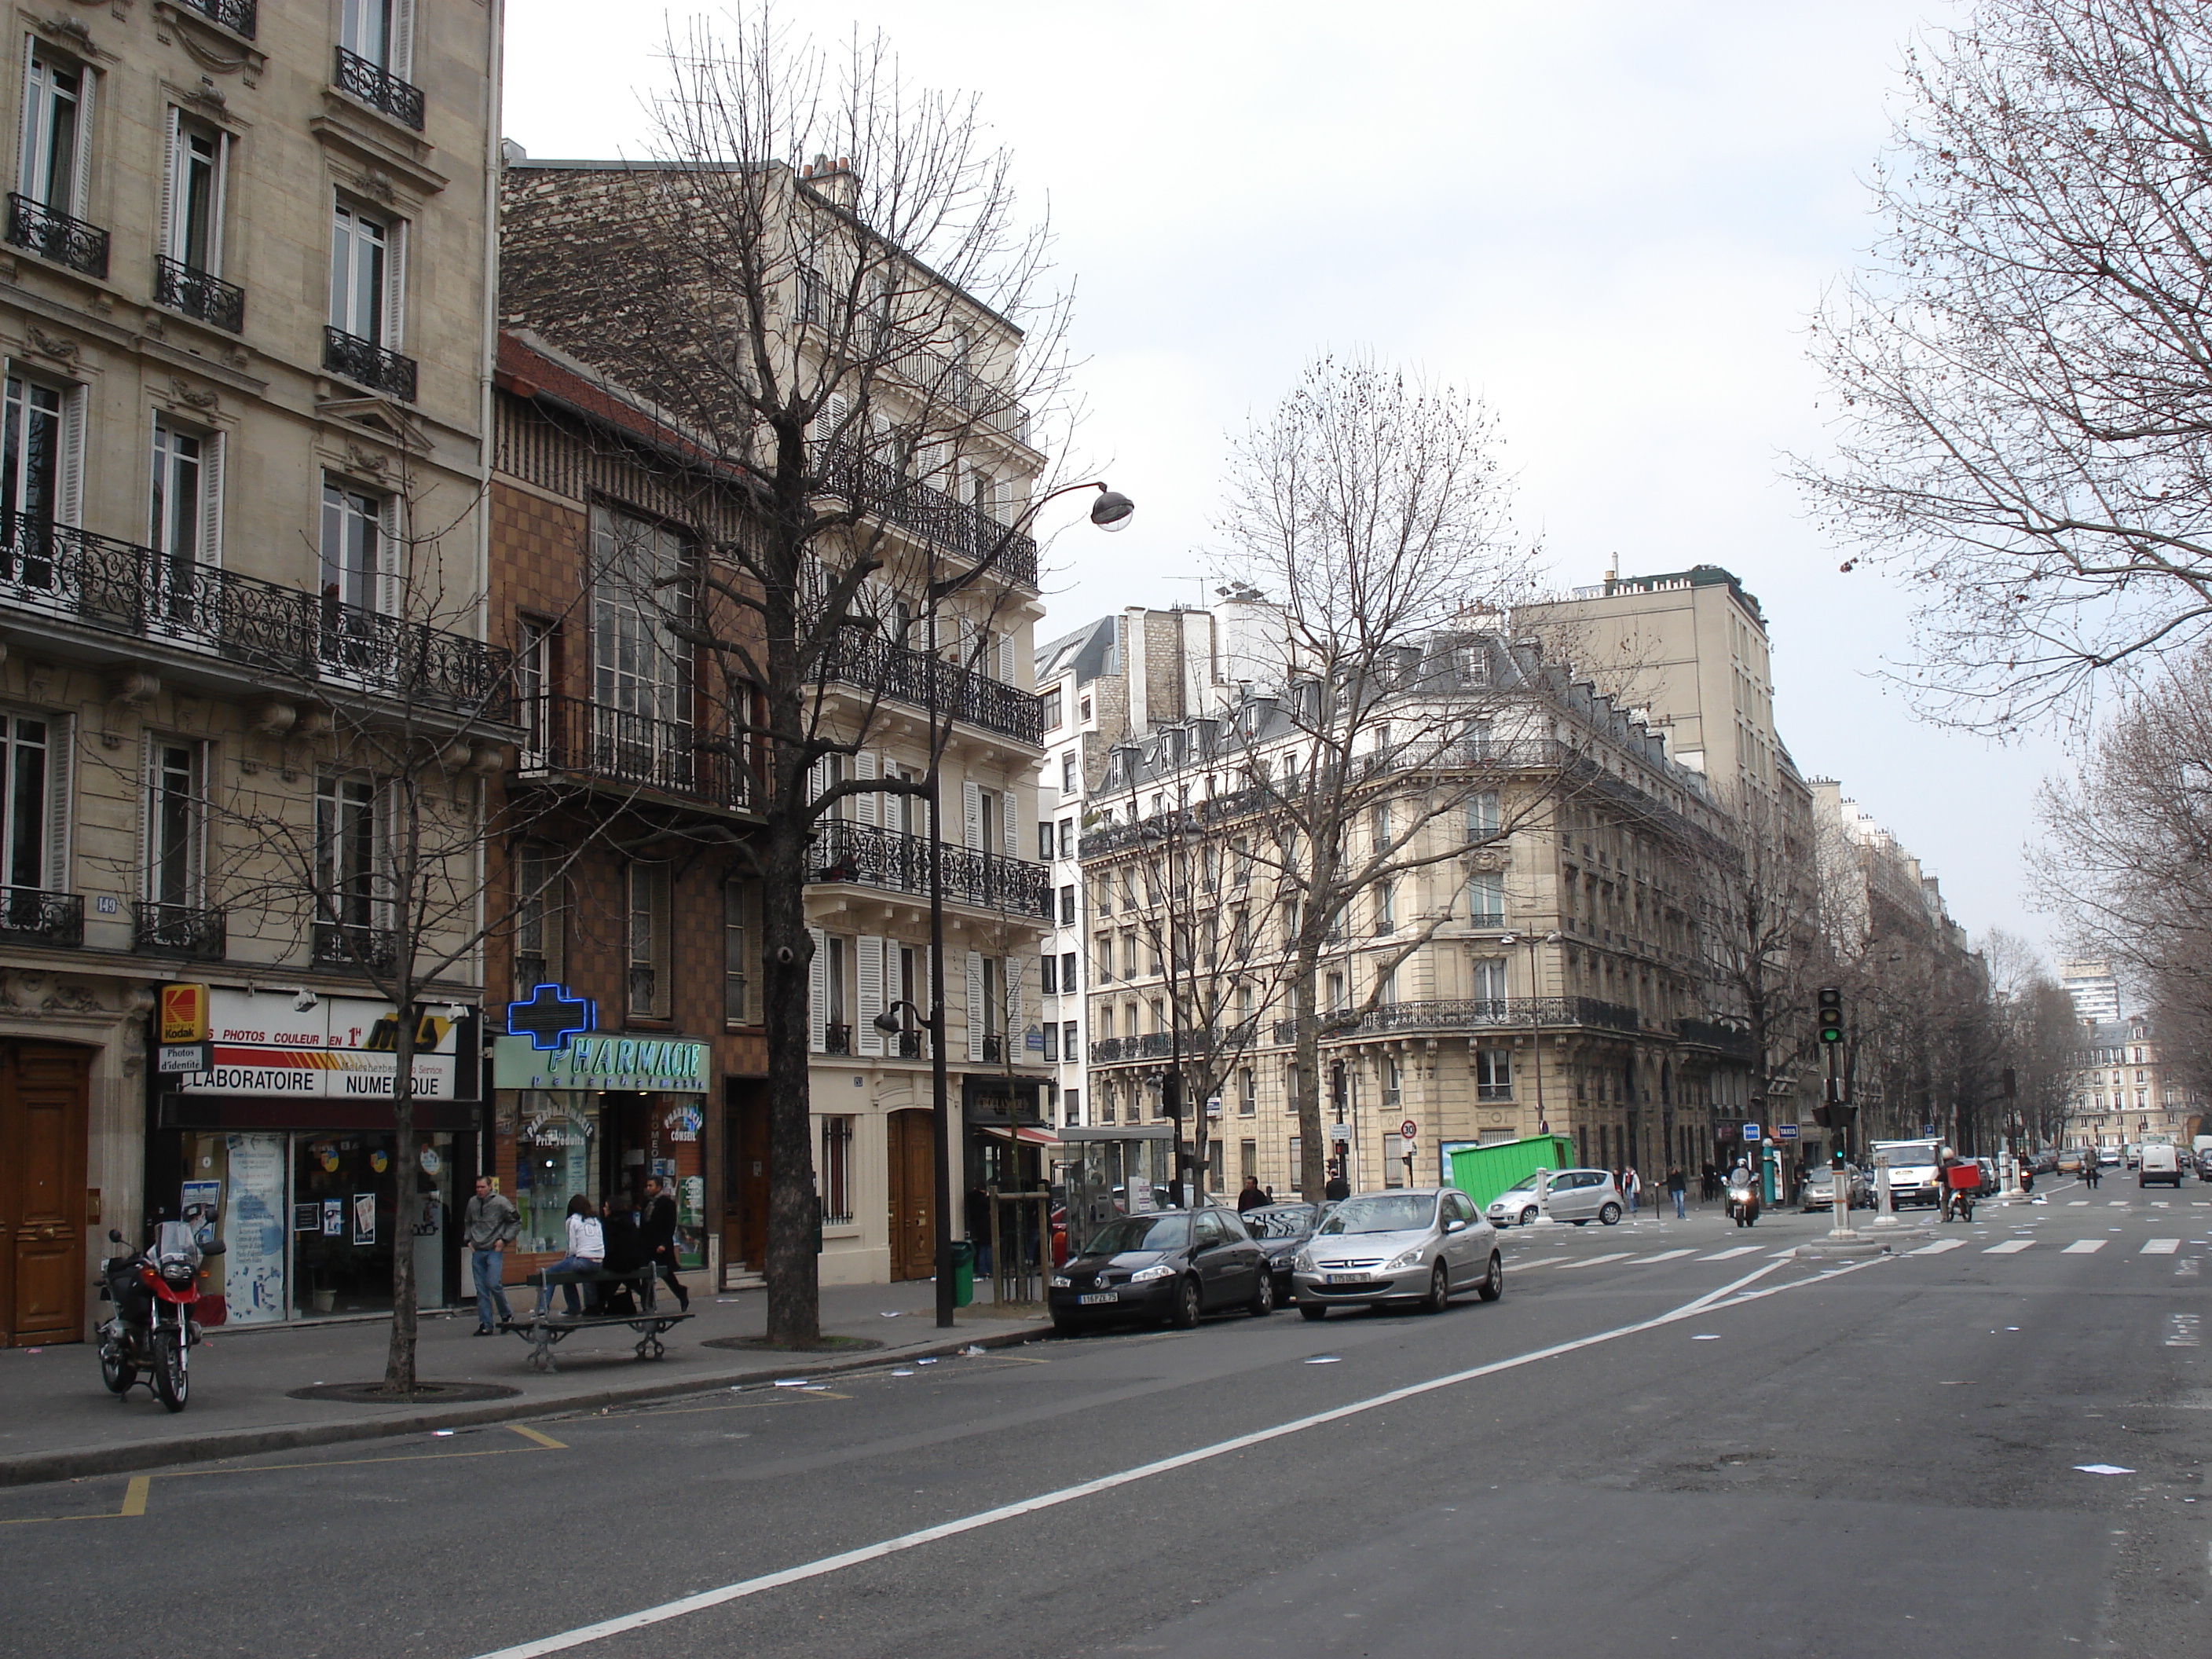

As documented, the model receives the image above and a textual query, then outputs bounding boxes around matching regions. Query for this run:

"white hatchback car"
[1485,1168,1624,1228]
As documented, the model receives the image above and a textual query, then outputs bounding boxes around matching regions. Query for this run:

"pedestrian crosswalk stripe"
[2061,1240,2105,1254]
[1984,1240,2034,1254]
[1632,1250,1695,1264]
[1910,1240,1967,1255]
[2067,1201,2089,1207]
[1699,1246,1760,1261]
[1551,1252,1633,1272]
[2143,1239,2181,1254]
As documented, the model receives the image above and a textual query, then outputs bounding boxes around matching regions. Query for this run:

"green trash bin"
[950,1240,975,1308]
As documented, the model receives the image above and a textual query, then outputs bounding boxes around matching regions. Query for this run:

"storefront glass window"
[514,1091,600,1253]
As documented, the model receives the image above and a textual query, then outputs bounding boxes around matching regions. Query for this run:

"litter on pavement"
[2075,1464,2134,1475]
[1304,1356,1342,1364]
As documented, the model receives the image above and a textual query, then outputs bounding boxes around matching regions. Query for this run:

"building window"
[1079,695,1092,722]
[1041,954,1059,997]
[315,772,380,932]
[320,476,392,614]
[1467,791,1500,839]
[145,740,204,910]
[20,49,88,216]
[627,862,672,1018]
[150,416,220,579]
[819,1116,853,1225]
[1061,950,1077,993]
[1239,1067,1256,1117]
[1063,1087,1080,1126]
[1060,751,1077,793]
[516,614,555,764]
[2,374,76,532]
[1060,884,1077,925]
[1470,956,1508,1010]
[163,113,228,275]
[723,879,754,1025]
[515,840,559,991]
[329,200,401,347]
[592,507,688,723]
[1475,1048,1514,1101]
[1038,820,1053,859]
[1097,934,1115,984]
[1043,1024,1060,1063]
[1058,819,1074,859]
[1063,1020,1079,1062]
[1468,870,1506,928]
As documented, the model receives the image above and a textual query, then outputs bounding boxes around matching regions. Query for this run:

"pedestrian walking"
[1236,1174,1268,1214]
[2085,1157,2100,1189]
[642,1176,690,1310]
[534,1193,605,1319]
[1666,1166,1686,1220]
[1324,1165,1352,1202]
[463,1175,518,1335]
[1622,1166,1641,1214]
[968,1183,994,1276]
[1701,1161,1717,1203]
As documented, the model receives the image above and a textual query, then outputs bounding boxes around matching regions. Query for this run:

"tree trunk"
[760,805,822,1345]
[383,1002,419,1393]
[1293,945,1325,1202]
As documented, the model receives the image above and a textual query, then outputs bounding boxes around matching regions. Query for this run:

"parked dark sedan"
[1048,1207,1273,1332]
[1240,1203,1322,1301]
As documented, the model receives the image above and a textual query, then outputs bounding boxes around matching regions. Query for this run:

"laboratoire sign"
[492,1033,711,1093]
[176,989,464,1099]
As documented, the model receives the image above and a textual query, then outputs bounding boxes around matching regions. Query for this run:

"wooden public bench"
[497,1264,693,1373]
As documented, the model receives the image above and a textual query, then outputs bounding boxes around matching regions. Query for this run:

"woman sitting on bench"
[535,1193,606,1318]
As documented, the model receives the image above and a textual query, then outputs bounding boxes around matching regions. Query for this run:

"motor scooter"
[1725,1180,1760,1227]
[96,1220,222,1412]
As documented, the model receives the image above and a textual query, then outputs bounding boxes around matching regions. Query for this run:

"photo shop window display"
[289,1132,455,1317]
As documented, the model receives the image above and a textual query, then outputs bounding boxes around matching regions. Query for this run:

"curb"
[0,1321,1052,1490]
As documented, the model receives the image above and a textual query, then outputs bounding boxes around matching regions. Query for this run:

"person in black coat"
[641,1176,690,1311]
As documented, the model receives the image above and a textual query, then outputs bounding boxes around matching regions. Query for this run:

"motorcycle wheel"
[98,1342,135,1395]
[152,1329,189,1412]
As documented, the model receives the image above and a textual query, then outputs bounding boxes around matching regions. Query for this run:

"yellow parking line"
[508,1423,566,1448]
[119,1476,149,1517]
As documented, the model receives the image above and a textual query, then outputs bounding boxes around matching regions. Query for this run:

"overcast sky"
[505,0,2072,963]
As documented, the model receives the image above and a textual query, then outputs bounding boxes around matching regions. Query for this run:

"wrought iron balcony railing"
[334,45,425,130]
[826,1023,854,1057]
[312,921,396,976]
[134,902,226,959]
[1676,1017,1760,1061]
[0,512,511,715]
[324,326,418,401]
[817,632,1043,747]
[155,256,244,331]
[517,695,753,814]
[1086,1024,1255,1066]
[177,0,257,35]
[6,194,108,278]
[810,816,1049,917]
[0,887,82,947]
[814,442,1038,588]
[514,952,549,992]
[875,332,1031,446]
[1269,996,1645,1046]
[628,965,658,1014]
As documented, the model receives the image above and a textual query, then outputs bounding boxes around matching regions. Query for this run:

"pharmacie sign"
[178,990,464,1099]
[493,1033,710,1093]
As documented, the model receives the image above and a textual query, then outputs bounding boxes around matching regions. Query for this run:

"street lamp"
[1497,931,1563,1137]
[910,479,1133,1329]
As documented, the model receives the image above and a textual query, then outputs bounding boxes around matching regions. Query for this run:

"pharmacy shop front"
[147,989,480,1325]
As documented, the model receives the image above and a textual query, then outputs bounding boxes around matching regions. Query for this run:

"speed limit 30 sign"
[1399,1119,1419,1141]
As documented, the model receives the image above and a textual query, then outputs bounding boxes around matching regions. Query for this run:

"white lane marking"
[2143,1239,2181,1254]
[2168,1313,2202,1348]
[1551,1252,1632,1272]
[1632,1250,1695,1264]
[1699,1246,1760,1261]
[471,1254,1863,1659]
[2067,1201,2089,1207]
[1985,1240,2034,1254]
[2062,1240,2106,1254]
[1911,1239,1967,1255]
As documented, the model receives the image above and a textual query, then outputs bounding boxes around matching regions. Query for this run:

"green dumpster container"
[950,1240,975,1308]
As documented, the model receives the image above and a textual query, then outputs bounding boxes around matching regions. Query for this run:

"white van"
[2140,1141,2184,1188]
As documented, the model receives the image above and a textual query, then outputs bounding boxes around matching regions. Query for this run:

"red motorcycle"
[97,1221,222,1412]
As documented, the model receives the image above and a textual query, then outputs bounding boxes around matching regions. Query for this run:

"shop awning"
[980,1125,1060,1146]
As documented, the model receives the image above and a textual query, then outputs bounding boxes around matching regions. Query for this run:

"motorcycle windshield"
[152,1221,198,1262]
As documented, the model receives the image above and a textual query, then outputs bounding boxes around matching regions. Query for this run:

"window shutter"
[856,934,884,1056]
[69,63,92,218]
[1004,957,1021,1039]
[199,428,225,568]
[996,632,1015,687]
[381,218,407,350]
[962,780,982,851]
[991,478,1015,527]
[16,48,36,200]
[42,716,71,892]
[808,927,828,1053]
[1001,787,1018,862]
[390,0,416,79]
[158,107,179,262]
[375,493,400,614]
[207,130,229,274]
[811,390,850,445]
[853,749,877,826]
[57,385,84,527]
[807,755,826,808]
[966,950,985,1063]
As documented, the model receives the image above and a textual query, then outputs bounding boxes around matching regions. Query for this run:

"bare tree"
[500,14,1073,1342]
[1210,357,1538,1201]
[1800,0,2212,731]
[1695,785,1825,1114]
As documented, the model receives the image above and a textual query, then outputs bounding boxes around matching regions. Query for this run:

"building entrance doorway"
[888,1109,935,1281]
[0,1043,90,1346]
[723,1080,771,1274]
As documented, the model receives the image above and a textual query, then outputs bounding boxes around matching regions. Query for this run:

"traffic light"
[1818,986,1844,1046]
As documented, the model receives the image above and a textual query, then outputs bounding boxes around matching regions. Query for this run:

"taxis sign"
[158,983,209,1045]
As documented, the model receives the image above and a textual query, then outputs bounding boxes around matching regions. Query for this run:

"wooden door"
[725,1086,771,1272]
[887,1111,936,1281]
[0,1045,89,1346]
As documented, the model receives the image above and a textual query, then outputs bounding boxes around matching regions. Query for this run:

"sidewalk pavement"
[0,1276,1049,1489]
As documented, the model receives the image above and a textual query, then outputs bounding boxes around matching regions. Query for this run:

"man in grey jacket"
[463,1176,520,1335]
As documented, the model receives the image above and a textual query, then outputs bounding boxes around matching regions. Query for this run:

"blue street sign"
[1742,1122,1762,1141]
[1775,1123,1800,1141]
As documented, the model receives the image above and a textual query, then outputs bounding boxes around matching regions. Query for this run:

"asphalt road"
[5,1182,2207,1658]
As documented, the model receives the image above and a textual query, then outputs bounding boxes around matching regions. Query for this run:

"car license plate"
[1324,1273,1368,1285]
[1077,1291,1117,1305]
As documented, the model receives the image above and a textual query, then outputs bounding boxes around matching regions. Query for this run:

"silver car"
[1291,1188,1502,1319]
[1485,1168,1624,1228]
